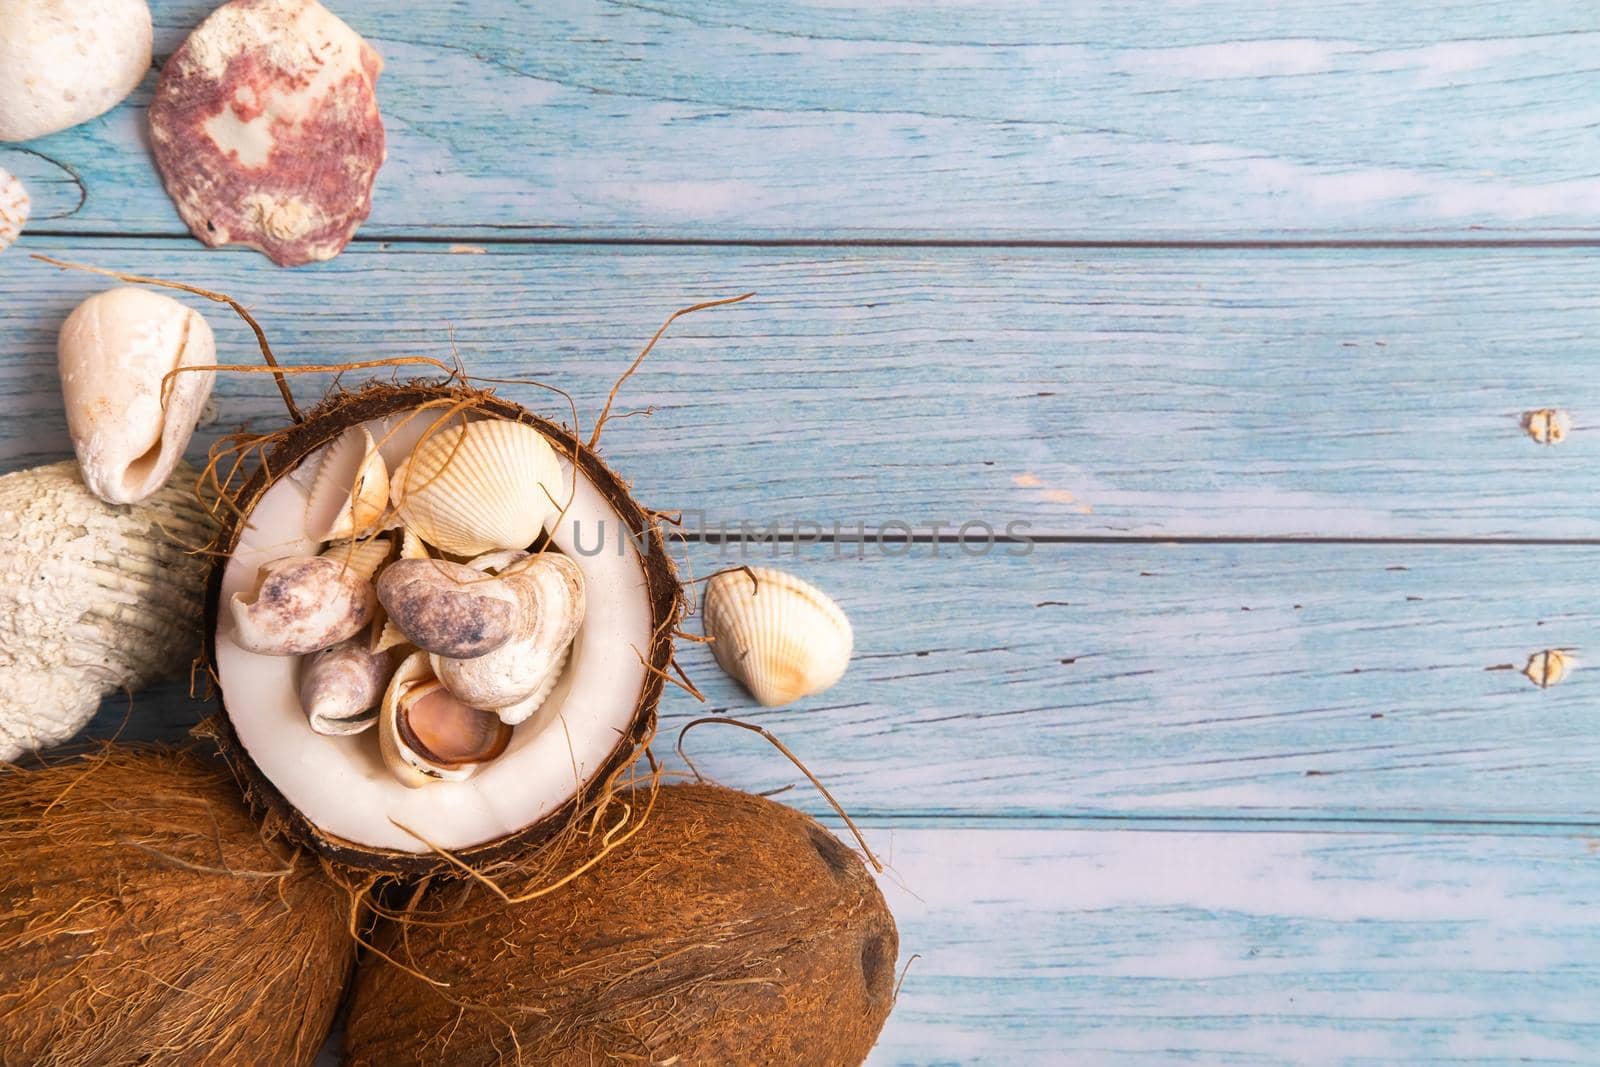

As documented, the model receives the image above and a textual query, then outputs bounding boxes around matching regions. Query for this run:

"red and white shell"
[149,0,385,267]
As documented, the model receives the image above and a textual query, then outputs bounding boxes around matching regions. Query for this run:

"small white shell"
[432,552,585,719]
[228,552,377,656]
[58,288,217,505]
[305,426,390,541]
[0,168,28,253]
[379,650,510,788]
[298,637,391,735]
[702,567,852,707]
[391,419,564,557]
[0,0,152,142]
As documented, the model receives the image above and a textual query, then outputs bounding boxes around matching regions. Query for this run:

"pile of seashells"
[225,417,583,788]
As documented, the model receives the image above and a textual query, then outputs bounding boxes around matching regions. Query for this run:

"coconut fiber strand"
[347,783,898,1066]
[0,747,352,1067]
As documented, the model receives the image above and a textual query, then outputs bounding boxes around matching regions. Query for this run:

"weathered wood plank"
[864,824,1600,1064]
[75,541,1600,824]
[5,1,1600,239]
[4,240,1599,538]
[301,822,1600,1063]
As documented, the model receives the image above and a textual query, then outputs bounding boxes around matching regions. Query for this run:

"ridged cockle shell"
[148,0,385,267]
[305,426,390,541]
[702,567,853,707]
[379,651,511,789]
[432,552,585,723]
[229,541,384,656]
[391,419,565,557]
[58,288,216,506]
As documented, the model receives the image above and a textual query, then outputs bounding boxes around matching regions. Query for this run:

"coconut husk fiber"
[0,746,352,1066]
[345,782,899,1066]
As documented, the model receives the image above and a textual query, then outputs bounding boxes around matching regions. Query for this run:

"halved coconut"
[205,383,680,874]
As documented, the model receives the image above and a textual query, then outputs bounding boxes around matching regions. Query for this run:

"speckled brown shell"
[345,783,900,1066]
[202,382,683,876]
[149,0,385,267]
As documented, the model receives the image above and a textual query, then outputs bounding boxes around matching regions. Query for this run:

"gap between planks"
[21,230,1600,250]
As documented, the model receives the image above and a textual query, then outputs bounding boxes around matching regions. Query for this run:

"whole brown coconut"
[345,783,899,1066]
[0,747,353,1066]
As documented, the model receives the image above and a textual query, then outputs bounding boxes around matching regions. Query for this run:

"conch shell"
[305,426,390,541]
[228,540,386,656]
[0,461,210,761]
[432,552,585,724]
[702,567,852,707]
[298,637,391,735]
[379,650,511,788]
[391,419,564,557]
[58,287,216,505]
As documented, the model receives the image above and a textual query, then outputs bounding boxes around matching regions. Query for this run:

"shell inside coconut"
[207,384,679,873]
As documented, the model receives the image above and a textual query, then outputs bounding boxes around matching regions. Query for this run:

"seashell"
[0,461,210,762]
[702,567,852,707]
[321,535,393,582]
[488,644,571,727]
[298,637,392,735]
[58,288,217,506]
[229,552,377,656]
[433,553,585,721]
[0,0,152,142]
[375,558,520,659]
[305,427,390,541]
[379,651,511,788]
[148,0,385,267]
[391,419,564,557]
[0,168,28,254]
[399,526,431,560]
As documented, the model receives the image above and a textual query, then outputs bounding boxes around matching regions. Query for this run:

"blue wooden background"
[4,2,1600,1063]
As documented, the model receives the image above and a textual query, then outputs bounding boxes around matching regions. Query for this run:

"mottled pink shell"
[149,0,385,267]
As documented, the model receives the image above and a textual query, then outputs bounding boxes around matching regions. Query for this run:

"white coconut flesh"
[215,411,653,854]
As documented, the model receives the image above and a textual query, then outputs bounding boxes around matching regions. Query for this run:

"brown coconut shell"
[0,746,352,1066]
[202,381,682,876]
[344,782,899,1066]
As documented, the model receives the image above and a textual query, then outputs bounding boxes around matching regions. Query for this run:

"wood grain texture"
[5,240,1600,538]
[4,1,1599,240]
[74,541,1600,824]
[865,824,1600,1064]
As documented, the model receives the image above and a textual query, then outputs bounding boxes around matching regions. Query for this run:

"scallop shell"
[379,651,510,789]
[0,168,28,254]
[432,552,585,720]
[702,567,853,707]
[58,288,217,505]
[147,0,385,266]
[390,419,564,557]
[305,426,390,541]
